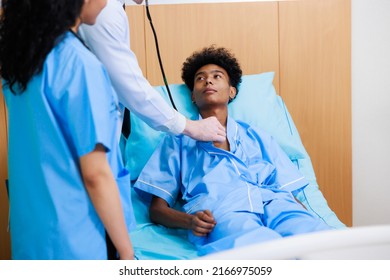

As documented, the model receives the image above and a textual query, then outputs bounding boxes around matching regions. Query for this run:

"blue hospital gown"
[134,116,331,255]
[3,32,135,259]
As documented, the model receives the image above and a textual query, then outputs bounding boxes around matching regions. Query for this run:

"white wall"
[352,0,390,226]
[126,0,390,226]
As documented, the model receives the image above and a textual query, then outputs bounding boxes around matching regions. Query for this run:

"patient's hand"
[191,210,216,236]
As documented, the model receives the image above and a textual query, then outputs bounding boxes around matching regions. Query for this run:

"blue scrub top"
[134,116,308,216]
[3,32,135,259]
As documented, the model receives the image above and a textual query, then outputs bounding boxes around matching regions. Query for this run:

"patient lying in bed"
[133,46,332,256]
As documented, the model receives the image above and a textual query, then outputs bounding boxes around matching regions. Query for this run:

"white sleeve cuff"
[168,110,186,135]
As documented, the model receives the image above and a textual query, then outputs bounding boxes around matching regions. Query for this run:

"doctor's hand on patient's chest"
[191,210,217,236]
[183,117,226,143]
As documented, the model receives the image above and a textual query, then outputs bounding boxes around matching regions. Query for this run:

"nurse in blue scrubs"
[0,0,135,259]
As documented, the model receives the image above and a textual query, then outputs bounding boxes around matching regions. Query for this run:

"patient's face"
[192,64,236,110]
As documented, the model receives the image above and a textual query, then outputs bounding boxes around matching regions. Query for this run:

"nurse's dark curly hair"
[0,0,84,94]
[181,46,242,102]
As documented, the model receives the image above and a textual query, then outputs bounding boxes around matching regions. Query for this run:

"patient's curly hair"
[0,0,84,94]
[181,46,242,102]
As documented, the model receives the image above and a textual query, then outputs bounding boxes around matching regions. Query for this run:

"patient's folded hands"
[191,210,217,237]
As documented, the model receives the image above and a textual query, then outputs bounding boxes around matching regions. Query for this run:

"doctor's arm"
[79,6,225,142]
[150,196,216,237]
[80,144,134,260]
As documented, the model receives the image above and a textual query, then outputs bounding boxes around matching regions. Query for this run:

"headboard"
[125,0,352,225]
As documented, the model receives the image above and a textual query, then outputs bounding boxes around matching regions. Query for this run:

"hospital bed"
[124,72,349,260]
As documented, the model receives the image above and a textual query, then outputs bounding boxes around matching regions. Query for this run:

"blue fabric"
[133,117,330,255]
[125,83,196,180]
[3,32,135,259]
[126,71,344,259]
[126,73,345,228]
[191,191,331,256]
[134,117,308,209]
[129,187,198,260]
[126,72,307,180]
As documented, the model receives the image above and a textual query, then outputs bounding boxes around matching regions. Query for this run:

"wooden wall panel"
[0,83,11,260]
[279,0,352,225]
[138,2,280,92]
[125,5,147,77]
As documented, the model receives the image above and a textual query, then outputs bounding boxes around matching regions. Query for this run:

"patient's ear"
[229,86,237,100]
[191,92,196,104]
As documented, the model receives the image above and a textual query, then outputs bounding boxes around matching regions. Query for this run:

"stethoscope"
[145,0,177,110]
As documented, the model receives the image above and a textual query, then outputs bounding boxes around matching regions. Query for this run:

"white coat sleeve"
[78,0,186,135]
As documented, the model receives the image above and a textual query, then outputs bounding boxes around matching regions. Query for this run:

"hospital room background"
[0,0,389,260]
